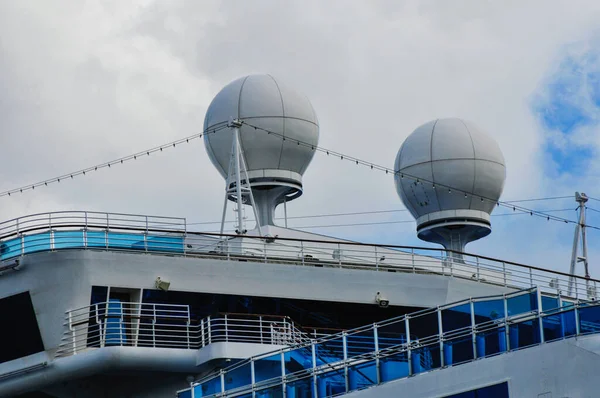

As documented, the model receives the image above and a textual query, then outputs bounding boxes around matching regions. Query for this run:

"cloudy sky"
[1,0,599,274]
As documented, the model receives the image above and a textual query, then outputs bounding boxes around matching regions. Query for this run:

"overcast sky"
[1,1,599,274]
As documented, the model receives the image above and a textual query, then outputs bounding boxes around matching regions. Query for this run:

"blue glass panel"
[561,309,577,337]
[177,389,192,398]
[509,319,540,350]
[542,295,560,311]
[442,303,471,333]
[348,359,377,391]
[23,233,51,254]
[285,345,313,376]
[473,299,505,324]
[223,362,252,392]
[578,305,600,334]
[507,292,537,317]
[255,384,284,398]
[316,368,346,397]
[346,330,375,359]
[377,320,407,351]
[411,343,439,373]
[86,231,107,248]
[444,333,473,365]
[285,376,313,398]
[196,376,222,397]
[315,337,344,367]
[542,313,565,342]
[380,351,408,382]
[0,237,22,260]
[146,235,185,253]
[105,299,126,346]
[476,327,507,357]
[107,232,141,249]
[254,353,283,383]
[54,230,84,250]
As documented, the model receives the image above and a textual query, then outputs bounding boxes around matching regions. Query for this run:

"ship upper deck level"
[0,210,596,301]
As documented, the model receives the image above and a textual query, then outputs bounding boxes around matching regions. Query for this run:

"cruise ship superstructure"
[0,75,598,398]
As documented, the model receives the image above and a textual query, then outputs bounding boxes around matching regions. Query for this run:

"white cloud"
[1,0,600,275]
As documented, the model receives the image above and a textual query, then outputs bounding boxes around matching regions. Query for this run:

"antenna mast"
[567,192,590,297]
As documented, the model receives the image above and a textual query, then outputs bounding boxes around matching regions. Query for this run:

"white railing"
[179,287,600,398]
[55,304,309,357]
[0,210,597,300]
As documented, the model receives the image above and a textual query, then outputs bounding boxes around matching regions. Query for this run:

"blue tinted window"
[444,381,509,397]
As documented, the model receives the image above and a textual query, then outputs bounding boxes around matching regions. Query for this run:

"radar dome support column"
[219,119,262,237]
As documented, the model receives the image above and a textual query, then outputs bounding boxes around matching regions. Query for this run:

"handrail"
[180,286,600,397]
[1,210,597,301]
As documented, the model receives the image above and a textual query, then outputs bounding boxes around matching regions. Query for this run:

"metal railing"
[178,287,600,398]
[56,304,307,357]
[0,210,597,299]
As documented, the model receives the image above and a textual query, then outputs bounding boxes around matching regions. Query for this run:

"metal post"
[373,324,380,384]
[251,360,256,395]
[284,197,288,228]
[529,268,533,288]
[224,314,228,342]
[301,241,304,265]
[220,371,225,395]
[280,351,287,396]
[411,249,415,273]
[260,316,264,344]
[575,303,581,335]
[208,316,212,344]
[503,262,507,287]
[405,317,412,375]
[568,192,590,296]
[503,295,510,351]
[470,300,477,359]
[537,289,545,344]
[375,246,379,270]
[201,318,205,347]
[152,304,156,347]
[343,332,349,392]
[437,307,444,366]
[311,342,317,396]
[476,257,480,281]
[233,130,244,234]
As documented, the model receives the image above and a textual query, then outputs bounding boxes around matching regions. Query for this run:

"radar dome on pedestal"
[394,118,506,255]
[204,74,319,227]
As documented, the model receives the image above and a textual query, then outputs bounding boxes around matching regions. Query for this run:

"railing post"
[342,331,349,392]
[225,314,228,342]
[470,300,477,359]
[503,262,507,287]
[411,248,415,273]
[338,243,342,267]
[301,241,305,265]
[374,324,381,384]
[575,303,581,335]
[529,268,533,288]
[250,360,256,395]
[503,295,510,351]
[375,246,379,270]
[201,318,205,347]
[186,305,191,349]
[537,289,545,344]
[220,371,225,395]
[68,310,76,355]
[280,351,286,396]
[476,257,480,281]
[405,317,412,376]
[152,304,156,348]
[260,316,264,344]
[208,316,212,344]
[264,241,267,263]
[437,307,444,366]
[311,341,317,396]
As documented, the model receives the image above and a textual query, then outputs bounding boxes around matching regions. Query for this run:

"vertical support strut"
[568,192,590,297]
[219,118,262,237]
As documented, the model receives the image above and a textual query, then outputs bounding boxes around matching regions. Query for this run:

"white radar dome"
[394,118,506,255]
[204,74,320,227]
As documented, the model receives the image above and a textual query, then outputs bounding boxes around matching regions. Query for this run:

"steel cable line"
[0,123,230,198]
[187,208,577,230]
[239,120,600,231]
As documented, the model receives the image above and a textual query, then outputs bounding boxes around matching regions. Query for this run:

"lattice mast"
[568,192,590,296]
